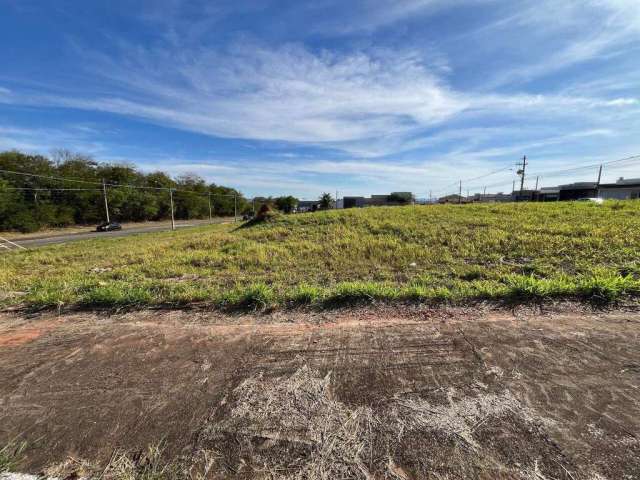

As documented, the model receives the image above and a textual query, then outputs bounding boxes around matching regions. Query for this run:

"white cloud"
[483,0,640,86]
[1,0,639,199]
[2,39,635,160]
[603,98,638,107]
[0,86,10,101]
[30,44,471,155]
[309,0,489,34]
[130,126,631,198]
[0,125,107,156]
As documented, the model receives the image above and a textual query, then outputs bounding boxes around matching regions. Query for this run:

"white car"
[577,197,604,204]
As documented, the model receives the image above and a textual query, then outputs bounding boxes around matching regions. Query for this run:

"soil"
[0,304,639,479]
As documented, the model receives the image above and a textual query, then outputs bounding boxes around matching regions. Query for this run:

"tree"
[210,186,248,216]
[275,196,298,213]
[0,150,250,231]
[0,179,18,225]
[319,192,333,210]
[388,192,413,205]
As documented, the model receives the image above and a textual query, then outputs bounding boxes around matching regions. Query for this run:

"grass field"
[1,201,640,310]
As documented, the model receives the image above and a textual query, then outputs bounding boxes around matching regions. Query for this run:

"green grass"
[2,201,640,310]
[0,442,26,473]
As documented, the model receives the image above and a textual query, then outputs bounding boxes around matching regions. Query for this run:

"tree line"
[0,150,249,232]
[252,193,334,213]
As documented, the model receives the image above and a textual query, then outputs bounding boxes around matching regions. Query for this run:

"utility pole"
[458,180,462,204]
[596,164,603,198]
[512,180,515,193]
[597,164,603,185]
[234,194,238,222]
[429,190,432,204]
[207,192,213,222]
[335,190,339,209]
[535,176,539,191]
[102,178,110,223]
[169,188,175,231]
[516,155,528,196]
[483,186,487,201]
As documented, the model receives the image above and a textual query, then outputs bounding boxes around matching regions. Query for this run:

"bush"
[6,209,40,233]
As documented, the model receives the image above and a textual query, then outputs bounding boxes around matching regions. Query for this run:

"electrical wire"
[527,154,640,178]
[4,187,102,191]
[433,154,640,198]
[2,153,639,200]
[431,166,514,197]
[0,168,240,197]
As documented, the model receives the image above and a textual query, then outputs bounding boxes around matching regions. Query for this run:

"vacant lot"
[1,201,640,310]
[1,305,639,479]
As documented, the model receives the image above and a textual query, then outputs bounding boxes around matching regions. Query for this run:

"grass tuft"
[288,283,325,305]
[0,441,26,473]
[220,283,276,310]
[576,270,639,302]
[325,281,399,305]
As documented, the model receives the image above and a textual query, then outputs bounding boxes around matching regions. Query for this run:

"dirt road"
[0,305,638,479]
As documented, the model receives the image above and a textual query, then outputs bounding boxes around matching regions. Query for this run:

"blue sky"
[1,0,639,199]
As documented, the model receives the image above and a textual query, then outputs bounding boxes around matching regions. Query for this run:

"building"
[512,189,539,202]
[297,200,320,212]
[368,194,391,206]
[343,196,367,208]
[438,194,465,204]
[388,192,415,204]
[467,192,512,203]
[558,182,598,201]
[342,192,415,208]
[598,177,640,200]
[538,187,560,202]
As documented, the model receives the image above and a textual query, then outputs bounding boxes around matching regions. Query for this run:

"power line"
[432,153,640,198]
[0,167,241,197]
[3,187,102,191]
[527,154,640,178]
[1,186,237,197]
[0,168,104,185]
[462,166,514,184]
[432,166,513,197]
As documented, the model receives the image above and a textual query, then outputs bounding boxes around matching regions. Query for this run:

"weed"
[0,441,26,473]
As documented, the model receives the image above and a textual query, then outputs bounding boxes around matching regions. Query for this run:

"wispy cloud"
[481,0,640,86]
[0,124,108,155]
[2,38,636,160]
[8,44,470,155]
[305,0,490,35]
[1,0,639,198]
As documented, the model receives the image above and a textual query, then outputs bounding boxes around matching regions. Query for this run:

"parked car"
[96,222,122,232]
[577,198,604,204]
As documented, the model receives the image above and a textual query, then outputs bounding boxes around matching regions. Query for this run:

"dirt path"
[0,306,639,479]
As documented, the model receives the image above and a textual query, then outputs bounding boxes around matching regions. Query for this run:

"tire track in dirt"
[0,306,639,478]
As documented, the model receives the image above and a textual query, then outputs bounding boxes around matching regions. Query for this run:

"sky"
[0,0,639,199]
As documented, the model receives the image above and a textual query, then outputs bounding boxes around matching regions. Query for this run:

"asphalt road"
[0,218,233,250]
